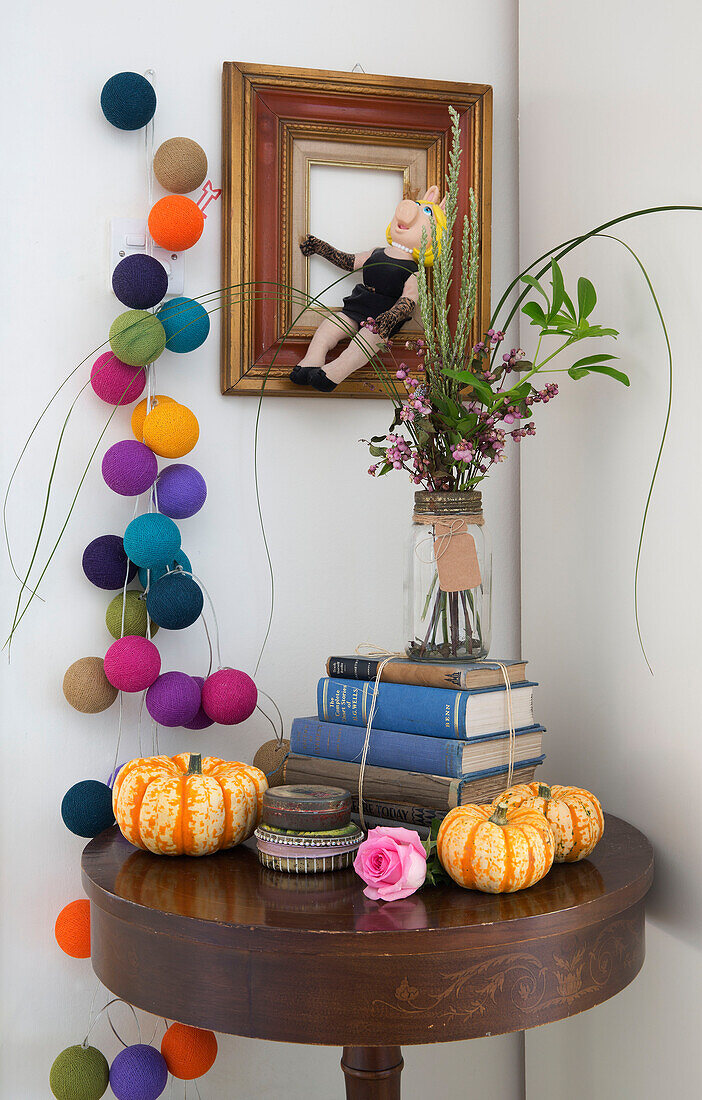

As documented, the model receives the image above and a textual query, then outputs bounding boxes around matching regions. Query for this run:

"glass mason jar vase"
[404,490,492,661]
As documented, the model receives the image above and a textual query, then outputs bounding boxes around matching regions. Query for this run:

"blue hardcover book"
[290,717,545,778]
[317,677,537,740]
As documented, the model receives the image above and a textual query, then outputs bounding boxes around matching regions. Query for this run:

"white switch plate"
[109,218,185,299]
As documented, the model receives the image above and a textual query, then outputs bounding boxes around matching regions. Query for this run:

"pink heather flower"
[396,368,408,381]
[399,405,415,422]
[353,826,427,902]
[368,465,378,475]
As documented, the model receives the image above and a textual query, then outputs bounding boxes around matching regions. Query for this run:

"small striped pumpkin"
[437,801,555,893]
[112,753,267,856]
[492,783,604,863]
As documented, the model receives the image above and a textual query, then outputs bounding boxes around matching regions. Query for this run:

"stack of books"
[282,655,546,831]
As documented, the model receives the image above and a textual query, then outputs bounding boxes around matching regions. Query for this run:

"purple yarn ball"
[112,254,169,310]
[145,671,200,727]
[183,675,214,730]
[102,440,158,496]
[83,535,137,590]
[154,463,207,519]
[108,762,127,787]
[110,1044,168,1100]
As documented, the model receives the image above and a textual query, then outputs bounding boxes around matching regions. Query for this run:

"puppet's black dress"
[341,248,418,335]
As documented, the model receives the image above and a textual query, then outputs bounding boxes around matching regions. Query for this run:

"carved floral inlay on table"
[372,916,642,1023]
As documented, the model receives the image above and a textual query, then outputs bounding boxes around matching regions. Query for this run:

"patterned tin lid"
[255,824,364,853]
[262,784,353,831]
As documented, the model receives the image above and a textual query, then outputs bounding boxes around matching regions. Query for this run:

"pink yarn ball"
[104,636,161,692]
[102,440,158,496]
[145,672,200,727]
[201,668,257,725]
[183,676,214,731]
[91,352,146,405]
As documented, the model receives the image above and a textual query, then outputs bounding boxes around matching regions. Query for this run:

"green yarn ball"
[109,310,166,367]
[50,1044,109,1100]
[105,590,158,639]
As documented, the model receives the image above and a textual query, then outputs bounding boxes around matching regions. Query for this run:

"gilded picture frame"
[221,62,493,398]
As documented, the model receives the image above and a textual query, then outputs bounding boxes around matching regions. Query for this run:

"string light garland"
[49,67,233,1094]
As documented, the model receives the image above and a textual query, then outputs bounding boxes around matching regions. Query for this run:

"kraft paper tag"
[434,520,482,592]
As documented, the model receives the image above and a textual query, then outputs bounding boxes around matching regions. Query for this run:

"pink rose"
[353,826,427,902]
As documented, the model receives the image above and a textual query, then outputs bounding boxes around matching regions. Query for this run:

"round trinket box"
[262,784,352,832]
[254,823,364,875]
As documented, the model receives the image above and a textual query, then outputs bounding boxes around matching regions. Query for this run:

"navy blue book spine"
[316,677,536,739]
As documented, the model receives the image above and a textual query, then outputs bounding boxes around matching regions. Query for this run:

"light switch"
[109,218,185,298]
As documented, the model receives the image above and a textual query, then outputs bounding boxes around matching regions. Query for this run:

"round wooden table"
[82,814,652,1099]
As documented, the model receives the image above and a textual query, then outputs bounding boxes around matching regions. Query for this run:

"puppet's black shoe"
[289,364,310,384]
[308,368,337,392]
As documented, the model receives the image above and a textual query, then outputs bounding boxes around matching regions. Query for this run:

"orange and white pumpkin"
[492,782,604,863]
[112,753,267,856]
[437,801,555,893]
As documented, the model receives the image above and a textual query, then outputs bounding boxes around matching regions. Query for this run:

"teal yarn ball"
[101,72,156,131]
[156,297,210,353]
[50,1044,109,1100]
[123,514,180,569]
[146,572,203,630]
[138,550,191,590]
[109,311,166,368]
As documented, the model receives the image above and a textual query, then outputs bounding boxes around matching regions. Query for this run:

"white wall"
[0,2,522,1097]
[519,2,702,1096]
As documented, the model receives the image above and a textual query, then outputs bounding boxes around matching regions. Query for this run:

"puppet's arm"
[299,234,358,272]
[375,273,418,339]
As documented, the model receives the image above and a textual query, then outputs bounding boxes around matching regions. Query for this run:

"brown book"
[326,655,528,691]
[282,755,541,811]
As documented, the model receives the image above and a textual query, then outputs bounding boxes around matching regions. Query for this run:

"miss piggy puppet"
[290,186,446,391]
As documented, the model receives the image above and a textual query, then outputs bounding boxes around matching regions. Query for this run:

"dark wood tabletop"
[82,813,653,1099]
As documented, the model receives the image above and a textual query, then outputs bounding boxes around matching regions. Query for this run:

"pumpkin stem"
[537,782,552,798]
[488,801,509,826]
[187,753,202,775]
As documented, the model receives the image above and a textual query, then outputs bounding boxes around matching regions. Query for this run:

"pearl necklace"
[390,240,413,254]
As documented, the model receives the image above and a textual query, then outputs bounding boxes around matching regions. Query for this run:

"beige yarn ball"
[153,137,208,194]
[63,656,118,714]
[252,739,290,787]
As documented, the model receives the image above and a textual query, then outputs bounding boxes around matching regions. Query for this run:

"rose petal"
[367,826,427,861]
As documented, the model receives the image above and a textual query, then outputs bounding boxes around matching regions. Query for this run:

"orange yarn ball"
[131,394,175,441]
[55,899,91,958]
[142,402,199,458]
[161,1023,217,1080]
[148,196,204,252]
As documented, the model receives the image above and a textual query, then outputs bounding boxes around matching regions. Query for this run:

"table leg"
[341,1046,404,1099]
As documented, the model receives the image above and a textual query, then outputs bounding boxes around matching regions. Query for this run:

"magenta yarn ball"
[182,675,214,730]
[102,440,158,496]
[154,464,207,519]
[104,636,161,692]
[201,668,257,725]
[91,352,146,405]
[145,671,200,727]
[110,1044,168,1100]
